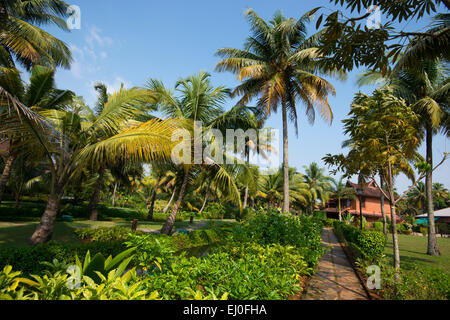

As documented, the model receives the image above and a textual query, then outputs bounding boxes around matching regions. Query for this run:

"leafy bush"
[140,242,310,300]
[0,265,160,300]
[0,241,127,276]
[232,209,324,267]
[74,227,143,242]
[314,211,327,221]
[374,264,450,300]
[334,221,386,263]
[420,226,428,235]
[202,203,226,219]
[371,221,384,233]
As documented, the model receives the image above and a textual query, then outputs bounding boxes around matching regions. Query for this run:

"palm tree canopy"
[0,0,72,69]
[215,9,340,134]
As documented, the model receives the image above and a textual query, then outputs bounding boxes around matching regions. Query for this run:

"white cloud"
[68,26,113,79]
[86,26,113,48]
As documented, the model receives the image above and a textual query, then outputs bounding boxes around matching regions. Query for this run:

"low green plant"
[231,208,324,267]
[334,221,386,263]
[72,248,136,284]
[0,241,127,276]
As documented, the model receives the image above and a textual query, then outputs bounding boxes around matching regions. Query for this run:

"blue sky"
[43,0,449,192]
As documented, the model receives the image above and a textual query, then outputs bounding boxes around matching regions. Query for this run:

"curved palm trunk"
[243,185,249,209]
[29,188,63,245]
[161,169,189,235]
[379,176,388,239]
[89,168,105,221]
[0,154,16,204]
[282,102,290,213]
[147,176,161,221]
[163,186,177,214]
[112,182,118,207]
[199,185,210,215]
[425,125,440,256]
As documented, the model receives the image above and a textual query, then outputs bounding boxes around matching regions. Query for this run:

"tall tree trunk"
[29,189,63,245]
[199,185,210,215]
[282,101,290,213]
[0,154,16,204]
[243,185,249,209]
[338,197,342,221]
[388,162,401,280]
[147,176,161,221]
[161,169,189,235]
[163,186,177,214]
[380,175,388,239]
[112,182,118,207]
[89,168,105,221]
[425,124,440,256]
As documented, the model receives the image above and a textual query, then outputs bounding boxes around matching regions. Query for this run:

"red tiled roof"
[347,180,383,198]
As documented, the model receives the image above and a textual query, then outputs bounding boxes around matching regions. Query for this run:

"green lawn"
[0,219,235,248]
[384,234,450,271]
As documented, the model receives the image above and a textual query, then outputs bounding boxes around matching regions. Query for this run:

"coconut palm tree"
[147,72,245,235]
[303,162,333,214]
[215,9,339,213]
[0,0,72,69]
[0,71,177,244]
[0,65,73,204]
[331,177,356,221]
[82,83,158,221]
[407,182,427,213]
[258,166,311,210]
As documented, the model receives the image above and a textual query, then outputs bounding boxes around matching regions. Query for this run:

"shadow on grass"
[0,222,81,248]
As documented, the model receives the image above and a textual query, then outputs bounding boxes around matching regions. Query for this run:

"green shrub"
[202,203,226,219]
[232,208,324,267]
[371,221,384,233]
[334,221,386,263]
[376,265,450,300]
[420,226,428,235]
[74,227,143,242]
[0,241,127,276]
[314,211,327,221]
[0,265,160,300]
[140,242,310,300]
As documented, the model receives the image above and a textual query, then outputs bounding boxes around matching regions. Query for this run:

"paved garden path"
[304,228,369,300]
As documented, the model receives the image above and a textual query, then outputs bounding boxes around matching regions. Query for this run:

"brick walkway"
[304,228,368,300]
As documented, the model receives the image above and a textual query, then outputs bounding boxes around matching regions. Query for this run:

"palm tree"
[331,177,356,221]
[0,0,72,69]
[147,72,244,235]
[0,65,73,204]
[407,182,427,213]
[258,166,311,210]
[215,9,339,213]
[82,83,157,221]
[303,162,333,214]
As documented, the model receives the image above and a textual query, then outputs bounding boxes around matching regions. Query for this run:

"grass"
[0,219,235,248]
[384,234,450,271]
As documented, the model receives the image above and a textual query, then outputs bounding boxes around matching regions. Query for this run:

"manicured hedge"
[333,221,386,262]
